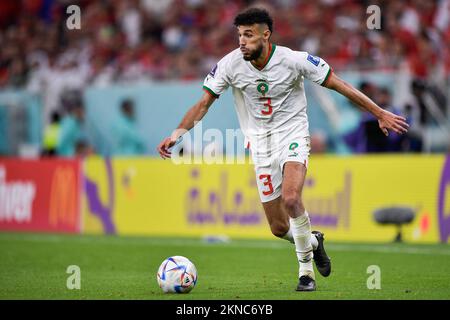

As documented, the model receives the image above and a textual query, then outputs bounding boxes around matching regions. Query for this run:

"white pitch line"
[1,234,449,256]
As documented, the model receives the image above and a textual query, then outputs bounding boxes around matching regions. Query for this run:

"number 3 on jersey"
[259,174,274,195]
[259,97,273,115]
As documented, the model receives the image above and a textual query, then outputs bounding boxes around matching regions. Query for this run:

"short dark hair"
[234,7,273,33]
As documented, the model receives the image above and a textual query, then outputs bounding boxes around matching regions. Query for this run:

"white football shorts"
[251,135,311,203]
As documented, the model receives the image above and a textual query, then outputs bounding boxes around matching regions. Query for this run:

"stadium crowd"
[1,0,449,87]
[0,0,449,155]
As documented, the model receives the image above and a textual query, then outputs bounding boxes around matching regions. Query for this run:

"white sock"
[281,228,294,244]
[310,232,318,249]
[289,212,315,279]
[280,226,318,250]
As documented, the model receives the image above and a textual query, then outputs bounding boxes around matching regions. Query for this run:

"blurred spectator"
[343,81,378,153]
[358,81,377,101]
[345,83,407,153]
[75,139,95,157]
[360,92,389,153]
[403,104,424,152]
[111,98,146,155]
[358,122,385,153]
[57,101,93,157]
[410,79,431,126]
[41,111,61,156]
[118,0,143,48]
[407,78,448,129]
[372,87,404,152]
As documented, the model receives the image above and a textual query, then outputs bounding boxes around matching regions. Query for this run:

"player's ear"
[258,24,271,40]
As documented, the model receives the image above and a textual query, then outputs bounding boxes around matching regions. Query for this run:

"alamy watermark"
[168,121,290,165]
[366,265,381,289]
[366,5,381,30]
[66,265,81,290]
[66,5,81,30]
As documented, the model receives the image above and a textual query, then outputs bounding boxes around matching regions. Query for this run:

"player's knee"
[270,221,290,238]
[281,194,300,213]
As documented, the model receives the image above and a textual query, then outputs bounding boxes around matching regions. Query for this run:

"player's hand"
[157,137,176,159]
[378,110,409,136]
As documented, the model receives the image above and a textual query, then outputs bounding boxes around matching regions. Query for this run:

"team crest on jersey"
[307,54,320,66]
[256,80,269,96]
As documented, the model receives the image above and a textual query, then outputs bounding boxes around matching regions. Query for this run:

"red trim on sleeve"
[321,67,334,87]
[202,86,219,98]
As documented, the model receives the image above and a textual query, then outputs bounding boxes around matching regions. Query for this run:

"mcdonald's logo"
[49,166,79,229]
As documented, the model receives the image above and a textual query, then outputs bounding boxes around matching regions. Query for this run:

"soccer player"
[157,8,409,291]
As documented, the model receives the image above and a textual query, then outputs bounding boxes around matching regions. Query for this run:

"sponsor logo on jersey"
[307,54,320,66]
[209,64,218,77]
[288,152,299,157]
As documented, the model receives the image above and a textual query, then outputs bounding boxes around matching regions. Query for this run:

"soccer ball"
[157,256,197,293]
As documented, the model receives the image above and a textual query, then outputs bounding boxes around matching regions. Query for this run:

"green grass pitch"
[0,232,449,300]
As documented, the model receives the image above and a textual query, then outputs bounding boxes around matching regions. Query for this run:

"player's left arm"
[323,72,409,136]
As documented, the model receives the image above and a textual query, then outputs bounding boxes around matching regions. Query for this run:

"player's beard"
[242,43,264,61]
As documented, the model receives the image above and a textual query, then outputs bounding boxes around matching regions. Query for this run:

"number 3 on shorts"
[259,174,274,195]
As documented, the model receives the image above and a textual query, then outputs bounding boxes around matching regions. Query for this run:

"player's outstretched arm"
[323,72,409,136]
[157,92,216,159]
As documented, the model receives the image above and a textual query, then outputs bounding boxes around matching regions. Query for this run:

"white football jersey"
[203,44,332,160]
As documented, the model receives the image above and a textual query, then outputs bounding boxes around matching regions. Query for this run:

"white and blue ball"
[157,256,197,293]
